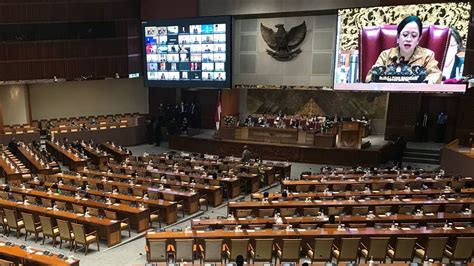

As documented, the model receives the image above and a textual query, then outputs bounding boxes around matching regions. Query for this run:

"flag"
[214,90,222,130]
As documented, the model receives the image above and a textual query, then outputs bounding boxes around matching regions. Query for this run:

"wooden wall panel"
[140,0,198,20]
[384,93,422,141]
[221,89,240,117]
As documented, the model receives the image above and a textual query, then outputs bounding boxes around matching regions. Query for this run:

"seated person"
[365,16,442,84]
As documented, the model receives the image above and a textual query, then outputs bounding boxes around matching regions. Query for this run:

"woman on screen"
[365,16,442,84]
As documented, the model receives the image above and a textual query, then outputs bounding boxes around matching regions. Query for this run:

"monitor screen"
[333,2,469,92]
[142,16,232,88]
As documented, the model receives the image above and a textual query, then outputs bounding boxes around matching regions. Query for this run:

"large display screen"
[142,16,231,88]
[333,2,469,92]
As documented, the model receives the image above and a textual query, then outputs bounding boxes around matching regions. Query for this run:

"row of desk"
[0,241,79,266]
[45,141,87,171]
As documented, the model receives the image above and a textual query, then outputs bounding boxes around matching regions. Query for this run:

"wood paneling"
[384,93,422,141]
[140,0,198,20]
[221,89,240,117]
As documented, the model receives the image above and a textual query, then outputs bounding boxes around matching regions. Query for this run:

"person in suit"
[436,111,448,142]
[241,146,251,163]
[366,16,442,84]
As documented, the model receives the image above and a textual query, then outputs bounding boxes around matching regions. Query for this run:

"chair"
[0,210,7,233]
[348,223,367,228]
[444,204,463,213]
[57,219,75,251]
[275,239,301,263]
[314,185,328,192]
[307,238,334,262]
[41,198,53,208]
[88,207,100,217]
[174,239,194,263]
[360,237,390,263]
[374,206,392,215]
[235,209,253,218]
[443,236,474,263]
[387,237,417,262]
[225,238,250,263]
[104,210,131,237]
[432,180,448,189]
[148,208,161,228]
[352,206,368,215]
[201,239,224,263]
[21,212,42,242]
[4,209,25,238]
[392,181,406,190]
[72,204,85,214]
[0,259,14,266]
[398,205,416,214]
[332,184,347,192]
[258,209,274,218]
[303,207,320,216]
[198,193,209,211]
[132,188,144,197]
[299,223,318,230]
[295,185,310,192]
[250,238,274,263]
[415,236,448,262]
[71,222,99,255]
[280,208,296,217]
[146,239,168,262]
[359,25,451,82]
[12,193,23,202]
[55,201,67,211]
[351,183,366,191]
[422,204,440,213]
[332,237,361,263]
[162,193,185,217]
[328,206,344,216]
[371,182,386,191]
[39,215,59,247]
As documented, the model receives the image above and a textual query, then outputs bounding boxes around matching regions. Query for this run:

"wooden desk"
[227,198,474,216]
[282,178,472,192]
[0,150,29,184]
[46,141,86,171]
[100,142,129,162]
[35,174,178,225]
[79,170,201,214]
[16,184,150,233]
[251,189,474,201]
[15,144,59,175]
[77,142,110,166]
[191,212,474,229]
[0,198,121,247]
[0,241,80,266]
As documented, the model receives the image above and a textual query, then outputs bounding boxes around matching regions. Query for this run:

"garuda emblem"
[260,21,306,61]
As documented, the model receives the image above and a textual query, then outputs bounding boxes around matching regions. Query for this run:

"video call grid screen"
[142,16,231,88]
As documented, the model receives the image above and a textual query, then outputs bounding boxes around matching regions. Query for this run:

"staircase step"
[403,152,439,160]
[403,157,439,165]
[405,148,440,155]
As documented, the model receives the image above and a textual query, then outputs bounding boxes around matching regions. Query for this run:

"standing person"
[420,112,429,142]
[153,118,161,146]
[241,145,251,163]
[395,136,407,167]
[436,111,448,142]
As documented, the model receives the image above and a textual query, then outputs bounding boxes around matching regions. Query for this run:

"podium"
[337,121,363,149]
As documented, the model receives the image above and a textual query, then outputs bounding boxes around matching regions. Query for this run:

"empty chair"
[398,205,416,214]
[4,209,25,238]
[427,222,445,228]
[71,222,99,255]
[55,201,67,211]
[12,193,23,202]
[348,223,367,228]
[39,215,59,247]
[258,209,274,218]
[149,208,161,228]
[303,208,320,216]
[295,185,310,192]
[226,238,250,263]
[332,184,347,192]
[351,206,368,215]
[276,239,301,263]
[280,208,296,217]
[451,179,466,190]
[174,239,194,263]
[360,237,390,263]
[371,182,386,191]
[57,219,75,251]
[328,206,344,216]
[422,204,440,213]
[432,180,448,189]
[21,212,42,242]
[387,237,416,263]
[400,223,419,229]
[146,239,168,262]
[104,210,131,237]
[72,204,85,214]
[247,224,266,230]
[332,237,361,263]
[0,258,14,266]
[148,190,160,200]
[306,238,334,262]
[250,238,274,263]
[198,193,208,211]
[201,239,224,263]
[409,180,423,190]
[351,183,366,191]
[41,198,53,207]
[443,236,474,263]
[0,191,9,199]
[374,206,392,215]
[235,209,253,218]
[162,193,184,217]
[314,185,328,192]
[415,237,448,262]
[132,188,144,197]
[444,204,463,213]
[87,207,100,217]
[0,210,7,233]
[412,195,428,200]
[392,181,406,190]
